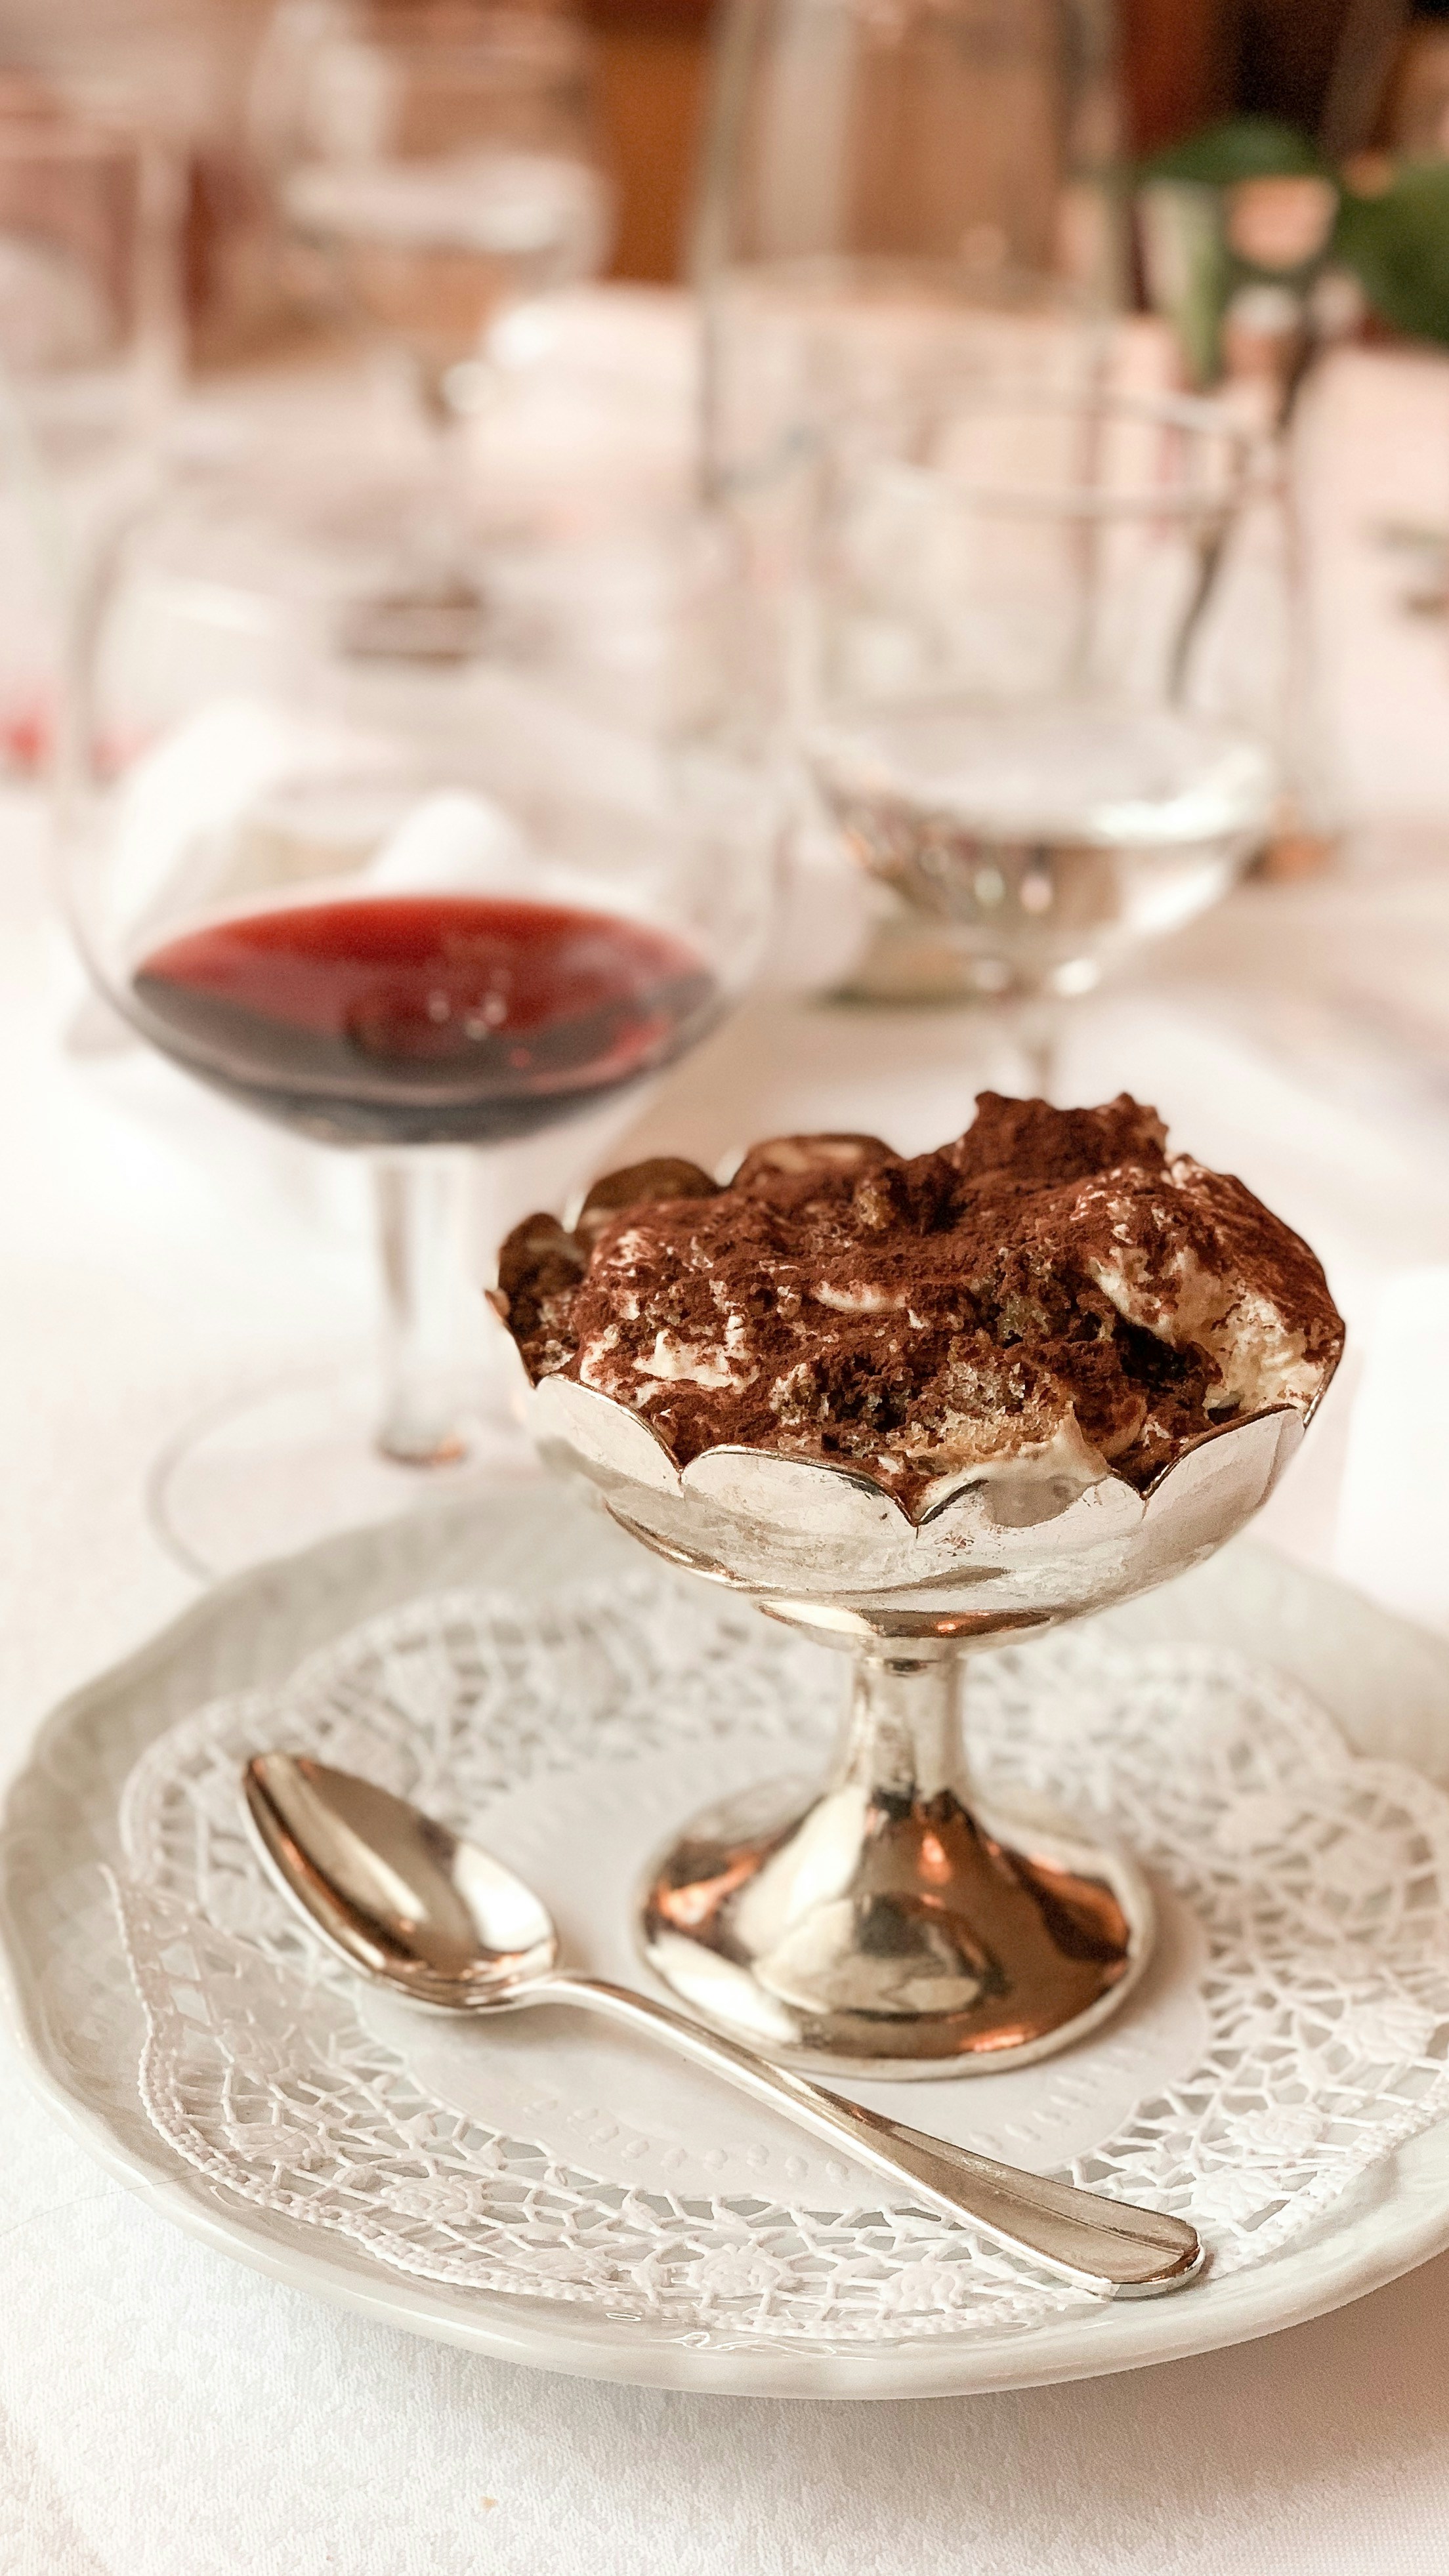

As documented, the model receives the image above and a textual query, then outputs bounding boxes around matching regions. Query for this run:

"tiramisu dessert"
[495,1094,1344,1513]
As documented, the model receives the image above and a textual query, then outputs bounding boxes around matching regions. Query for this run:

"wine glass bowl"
[0,107,178,774]
[258,3,611,652]
[123,803,724,1150]
[805,386,1279,1010]
[278,9,610,403]
[693,0,1118,714]
[694,0,1118,400]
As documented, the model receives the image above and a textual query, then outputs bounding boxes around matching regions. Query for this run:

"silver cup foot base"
[638,1779,1154,2081]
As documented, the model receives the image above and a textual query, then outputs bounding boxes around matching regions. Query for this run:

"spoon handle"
[535,1971,1202,2298]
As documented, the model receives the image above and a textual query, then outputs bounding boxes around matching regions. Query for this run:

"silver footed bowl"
[524,1304,1335,2083]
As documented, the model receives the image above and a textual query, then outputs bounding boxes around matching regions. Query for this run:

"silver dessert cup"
[528,1365,1332,2082]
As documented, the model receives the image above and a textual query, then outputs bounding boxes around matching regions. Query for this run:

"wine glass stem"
[995,995,1059,1102]
[410,361,480,584]
[373,1150,474,1466]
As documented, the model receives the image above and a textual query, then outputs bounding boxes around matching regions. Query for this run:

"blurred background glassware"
[58,464,775,1575]
[802,383,1279,1052]
[1127,119,1374,892]
[253,2,612,653]
[688,0,1126,979]
[694,0,1122,514]
[0,93,179,776]
[1382,0,1449,154]
[0,0,284,363]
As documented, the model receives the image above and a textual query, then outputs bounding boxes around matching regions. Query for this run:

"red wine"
[131,892,719,1146]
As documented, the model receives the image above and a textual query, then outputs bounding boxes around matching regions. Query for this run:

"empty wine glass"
[255,2,612,653]
[802,383,1281,1070]
[0,102,179,772]
[694,0,1120,509]
[58,468,773,1575]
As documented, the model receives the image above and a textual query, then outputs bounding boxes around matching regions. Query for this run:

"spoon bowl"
[244,1753,558,2008]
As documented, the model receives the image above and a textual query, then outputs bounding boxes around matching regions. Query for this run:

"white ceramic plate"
[5,1484,1449,2400]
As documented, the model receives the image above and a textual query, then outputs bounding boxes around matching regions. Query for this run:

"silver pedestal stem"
[640,1611,1154,2079]
[839,1641,969,1803]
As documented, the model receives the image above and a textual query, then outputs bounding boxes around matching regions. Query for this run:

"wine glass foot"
[637,1772,1153,2081]
[148,1363,539,1583]
[336,579,493,667]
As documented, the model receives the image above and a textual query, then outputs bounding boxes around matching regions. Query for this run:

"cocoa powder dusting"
[497,1094,1344,1514]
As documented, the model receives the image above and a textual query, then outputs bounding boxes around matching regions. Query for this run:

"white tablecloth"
[5,315,1449,2574]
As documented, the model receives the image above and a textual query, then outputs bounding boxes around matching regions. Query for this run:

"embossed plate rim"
[4,1484,1449,2399]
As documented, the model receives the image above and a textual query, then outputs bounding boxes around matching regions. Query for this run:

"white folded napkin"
[363,788,530,894]
[1335,1266,1449,1636]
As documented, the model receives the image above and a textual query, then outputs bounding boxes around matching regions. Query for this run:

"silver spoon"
[242,1752,1204,2298]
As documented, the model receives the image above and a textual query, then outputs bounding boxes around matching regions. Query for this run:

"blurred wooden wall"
[1120,0,1374,150]
[595,0,1369,282]
[587,0,711,283]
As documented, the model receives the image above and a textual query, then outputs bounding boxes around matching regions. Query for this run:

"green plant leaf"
[1141,116,1328,187]
[1336,161,1449,344]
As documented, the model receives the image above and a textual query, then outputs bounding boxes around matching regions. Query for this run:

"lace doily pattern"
[112,1573,1449,2350]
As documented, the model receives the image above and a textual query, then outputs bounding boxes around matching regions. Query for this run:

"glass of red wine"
[60,474,773,1574]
